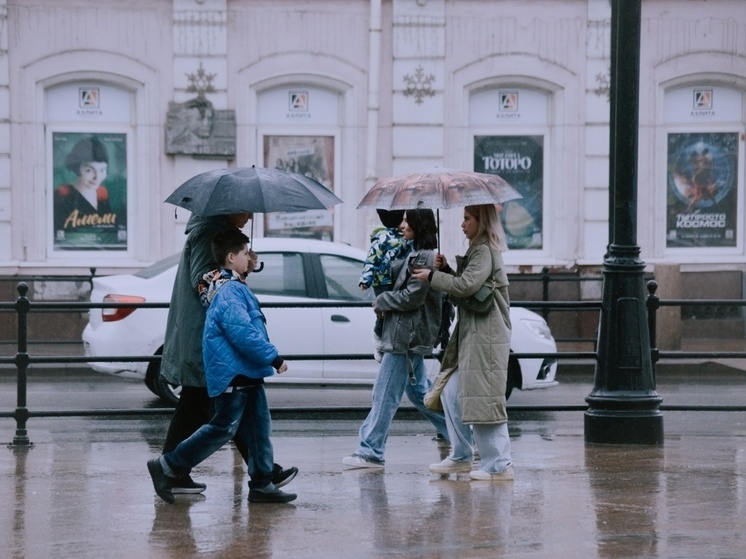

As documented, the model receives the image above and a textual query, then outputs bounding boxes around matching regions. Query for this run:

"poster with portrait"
[474,135,544,249]
[51,131,128,250]
[263,135,335,240]
[666,132,738,248]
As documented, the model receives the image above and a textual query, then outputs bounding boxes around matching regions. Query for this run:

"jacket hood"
[184,213,230,235]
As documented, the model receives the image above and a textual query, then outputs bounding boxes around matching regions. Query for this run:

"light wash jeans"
[356,352,449,463]
[162,385,275,490]
[442,370,512,473]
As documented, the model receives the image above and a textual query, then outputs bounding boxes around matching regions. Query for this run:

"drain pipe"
[365,0,382,191]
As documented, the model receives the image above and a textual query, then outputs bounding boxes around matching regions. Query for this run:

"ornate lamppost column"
[584,0,663,444]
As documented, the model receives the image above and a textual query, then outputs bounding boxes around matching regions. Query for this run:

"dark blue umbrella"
[165,166,343,216]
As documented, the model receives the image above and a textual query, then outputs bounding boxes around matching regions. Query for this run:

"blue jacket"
[202,273,279,397]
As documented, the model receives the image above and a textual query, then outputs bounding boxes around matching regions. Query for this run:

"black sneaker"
[248,488,297,503]
[172,474,207,495]
[272,465,299,489]
[147,458,175,504]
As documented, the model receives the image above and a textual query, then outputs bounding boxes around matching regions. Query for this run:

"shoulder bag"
[455,249,495,316]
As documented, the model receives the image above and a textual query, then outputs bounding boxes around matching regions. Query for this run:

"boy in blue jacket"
[147,228,296,504]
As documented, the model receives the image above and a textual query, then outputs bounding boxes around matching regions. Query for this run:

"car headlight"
[520,318,553,340]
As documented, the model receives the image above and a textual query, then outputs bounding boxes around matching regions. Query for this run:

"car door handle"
[330,314,350,323]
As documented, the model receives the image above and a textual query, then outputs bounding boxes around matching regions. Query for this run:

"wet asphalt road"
[1,362,745,442]
[2,364,746,558]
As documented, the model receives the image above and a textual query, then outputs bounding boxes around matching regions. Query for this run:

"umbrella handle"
[247,217,263,272]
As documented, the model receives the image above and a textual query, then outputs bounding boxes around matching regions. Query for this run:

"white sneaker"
[342,453,385,469]
[429,457,472,474]
[469,465,514,481]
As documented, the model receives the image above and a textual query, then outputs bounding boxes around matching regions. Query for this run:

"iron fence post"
[10,283,33,448]
[541,266,549,320]
[647,280,660,378]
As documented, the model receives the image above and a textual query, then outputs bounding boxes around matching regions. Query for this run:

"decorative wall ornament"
[165,62,236,158]
[185,62,216,97]
[403,65,436,105]
[594,70,610,100]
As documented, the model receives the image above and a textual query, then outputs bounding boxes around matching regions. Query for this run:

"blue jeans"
[162,385,275,490]
[357,352,449,462]
[442,370,512,473]
[441,370,474,461]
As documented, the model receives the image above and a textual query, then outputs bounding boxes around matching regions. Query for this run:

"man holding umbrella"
[159,211,298,495]
[158,165,343,495]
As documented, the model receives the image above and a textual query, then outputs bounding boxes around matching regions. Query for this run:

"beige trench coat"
[428,238,511,424]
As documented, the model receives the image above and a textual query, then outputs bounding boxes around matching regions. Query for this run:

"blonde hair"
[465,204,507,252]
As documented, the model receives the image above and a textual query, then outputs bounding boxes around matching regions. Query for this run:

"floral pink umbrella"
[357,167,521,249]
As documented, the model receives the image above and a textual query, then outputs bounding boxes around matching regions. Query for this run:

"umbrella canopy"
[357,167,521,210]
[165,166,343,217]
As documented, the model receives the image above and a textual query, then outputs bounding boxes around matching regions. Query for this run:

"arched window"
[470,87,550,252]
[46,82,133,255]
[256,85,341,241]
[661,85,744,255]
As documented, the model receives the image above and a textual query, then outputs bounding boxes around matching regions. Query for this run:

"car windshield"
[134,253,181,279]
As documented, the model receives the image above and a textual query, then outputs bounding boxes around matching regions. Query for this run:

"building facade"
[1,0,745,300]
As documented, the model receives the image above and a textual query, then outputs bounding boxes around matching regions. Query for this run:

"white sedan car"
[83,237,558,405]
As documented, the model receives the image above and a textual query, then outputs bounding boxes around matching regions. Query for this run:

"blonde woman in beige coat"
[411,204,513,481]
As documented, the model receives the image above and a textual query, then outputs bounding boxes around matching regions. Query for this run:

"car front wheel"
[145,349,180,407]
[155,376,181,407]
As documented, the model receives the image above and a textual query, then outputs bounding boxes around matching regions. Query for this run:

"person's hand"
[276,361,288,374]
[246,250,258,275]
[411,268,431,282]
[359,283,369,292]
[372,300,384,318]
[434,253,448,270]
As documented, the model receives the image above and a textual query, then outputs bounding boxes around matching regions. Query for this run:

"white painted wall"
[0,0,744,282]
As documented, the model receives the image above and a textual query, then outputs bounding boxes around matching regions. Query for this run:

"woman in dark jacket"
[413,204,513,481]
[343,209,449,469]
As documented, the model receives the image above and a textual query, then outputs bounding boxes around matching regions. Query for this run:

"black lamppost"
[584,0,663,444]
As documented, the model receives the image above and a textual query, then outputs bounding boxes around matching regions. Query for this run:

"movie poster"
[474,135,544,249]
[263,135,335,240]
[666,132,738,248]
[52,132,128,250]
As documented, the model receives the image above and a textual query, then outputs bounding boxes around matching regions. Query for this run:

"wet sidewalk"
[2,413,745,559]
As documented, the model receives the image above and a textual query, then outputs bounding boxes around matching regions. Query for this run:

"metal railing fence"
[3,279,746,447]
[0,265,603,353]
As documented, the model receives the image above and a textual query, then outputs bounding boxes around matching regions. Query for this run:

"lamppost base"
[585,410,663,445]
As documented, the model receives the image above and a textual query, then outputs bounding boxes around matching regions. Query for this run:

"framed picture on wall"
[666,132,739,248]
[474,135,544,250]
[262,135,335,240]
[51,131,128,251]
